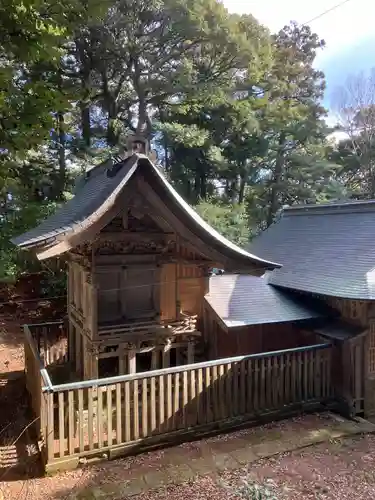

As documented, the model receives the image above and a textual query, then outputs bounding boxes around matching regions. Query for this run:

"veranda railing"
[24,323,333,471]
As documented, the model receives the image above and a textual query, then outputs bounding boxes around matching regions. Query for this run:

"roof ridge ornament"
[121,134,157,163]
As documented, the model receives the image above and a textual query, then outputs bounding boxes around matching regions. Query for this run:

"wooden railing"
[96,313,199,343]
[24,325,53,446]
[27,321,68,366]
[32,342,333,469]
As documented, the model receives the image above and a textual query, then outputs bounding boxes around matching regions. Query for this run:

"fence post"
[330,340,351,416]
[47,391,55,463]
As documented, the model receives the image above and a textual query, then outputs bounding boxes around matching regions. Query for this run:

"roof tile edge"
[283,199,375,216]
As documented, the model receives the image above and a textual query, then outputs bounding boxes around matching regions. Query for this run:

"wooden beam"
[96,232,170,242]
[37,240,72,260]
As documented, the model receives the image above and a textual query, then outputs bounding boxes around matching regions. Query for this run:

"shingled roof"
[248,200,375,299]
[12,154,280,270]
[205,274,326,328]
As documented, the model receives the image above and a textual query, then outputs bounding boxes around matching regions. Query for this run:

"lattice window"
[369,322,375,375]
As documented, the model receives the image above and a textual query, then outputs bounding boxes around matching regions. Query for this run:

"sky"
[223,0,375,113]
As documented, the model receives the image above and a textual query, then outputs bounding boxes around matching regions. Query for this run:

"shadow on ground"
[0,375,43,483]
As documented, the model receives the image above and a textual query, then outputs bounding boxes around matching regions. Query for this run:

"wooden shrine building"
[245,200,375,418]
[12,145,279,381]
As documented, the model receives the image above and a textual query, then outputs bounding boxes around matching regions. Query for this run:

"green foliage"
[195,200,252,246]
[1,0,372,285]
[39,267,67,298]
[0,201,59,280]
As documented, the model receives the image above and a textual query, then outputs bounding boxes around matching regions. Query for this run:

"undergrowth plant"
[228,478,278,500]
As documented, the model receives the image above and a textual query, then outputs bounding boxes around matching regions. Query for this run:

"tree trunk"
[194,173,201,203]
[158,107,169,170]
[57,111,66,200]
[135,96,152,139]
[164,134,170,171]
[238,174,246,204]
[267,132,286,227]
[80,68,91,148]
[133,58,152,140]
[229,180,236,202]
[77,38,91,150]
[200,174,207,199]
[81,103,91,149]
[106,98,118,147]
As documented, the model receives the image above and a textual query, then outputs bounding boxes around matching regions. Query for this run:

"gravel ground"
[132,434,375,500]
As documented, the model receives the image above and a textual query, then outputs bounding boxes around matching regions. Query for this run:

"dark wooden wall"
[203,303,319,359]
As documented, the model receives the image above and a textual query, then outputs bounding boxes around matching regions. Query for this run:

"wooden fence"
[24,323,334,471]
[24,325,54,442]
[27,321,68,366]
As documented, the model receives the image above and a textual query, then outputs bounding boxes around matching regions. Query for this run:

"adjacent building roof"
[205,274,325,328]
[306,319,364,342]
[12,154,280,270]
[248,200,375,300]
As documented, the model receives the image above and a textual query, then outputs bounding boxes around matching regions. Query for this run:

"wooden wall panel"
[326,297,369,327]
[96,268,122,323]
[179,277,204,315]
[178,261,205,316]
[160,263,177,321]
[236,325,262,354]
[203,302,320,360]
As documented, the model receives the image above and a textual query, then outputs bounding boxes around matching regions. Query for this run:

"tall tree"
[156,12,273,203]
[331,69,375,197]
[260,22,329,225]
[82,1,273,147]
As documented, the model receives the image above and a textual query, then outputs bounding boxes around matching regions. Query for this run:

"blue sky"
[223,0,375,113]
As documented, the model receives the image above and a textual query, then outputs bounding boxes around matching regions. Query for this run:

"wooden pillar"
[68,321,75,364]
[151,349,159,370]
[74,264,81,311]
[175,345,181,366]
[86,273,98,339]
[162,344,171,368]
[119,348,126,375]
[82,335,89,379]
[68,261,74,307]
[128,348,137,374]
[75,327,82,376]
[187,341,195,364]
[91,351,99,379]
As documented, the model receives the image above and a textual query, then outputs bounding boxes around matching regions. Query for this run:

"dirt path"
[0,306,63,497]
[0,318,24,374]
